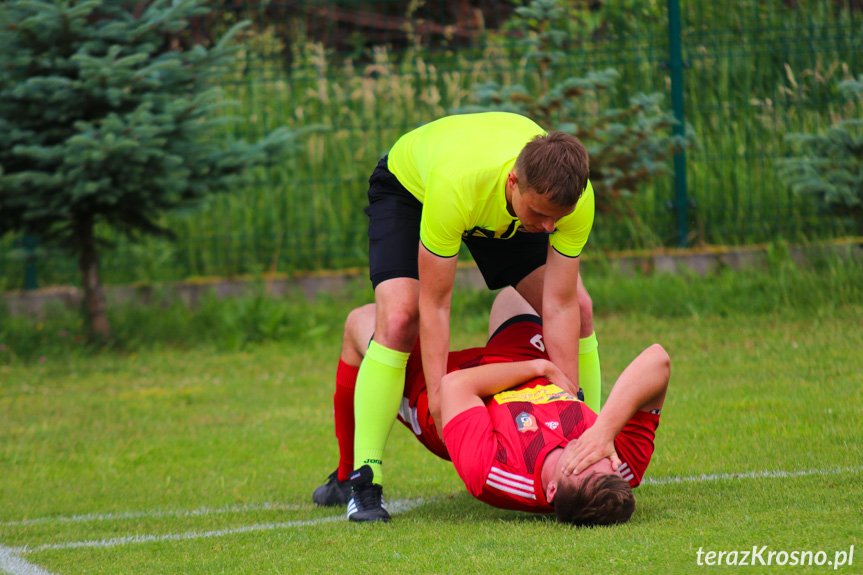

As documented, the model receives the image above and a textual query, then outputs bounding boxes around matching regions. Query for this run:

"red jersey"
[397,317,660,514]
[396,316,550,461]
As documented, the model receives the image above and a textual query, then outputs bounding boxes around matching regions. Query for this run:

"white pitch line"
[641,465,863,486]
[4,465,861,560]
[0,502,304,528]
[11,516,343,555]
[0,544,57,575]
[9,498,426,556]
[4,465,860,528]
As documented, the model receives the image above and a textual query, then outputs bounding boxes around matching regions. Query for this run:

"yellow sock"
[580,332,602,413]
[352,340,410,485]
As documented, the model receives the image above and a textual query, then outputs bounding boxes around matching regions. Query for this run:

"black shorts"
[365,157,550,290]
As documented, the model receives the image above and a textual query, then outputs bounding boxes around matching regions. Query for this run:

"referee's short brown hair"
[515,131,590,207]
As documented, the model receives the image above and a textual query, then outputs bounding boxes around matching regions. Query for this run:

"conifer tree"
[0,0,309,340]
[777,78,863,230]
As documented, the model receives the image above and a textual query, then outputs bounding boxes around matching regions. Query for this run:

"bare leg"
[371,277,420,351]
[488,287,539,340]
[341,304,377,367]
[515,265,594,337]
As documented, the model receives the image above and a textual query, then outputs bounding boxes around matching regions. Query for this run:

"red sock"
[334,359,359,482]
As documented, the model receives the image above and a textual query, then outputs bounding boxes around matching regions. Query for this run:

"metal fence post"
[667,0,689,247]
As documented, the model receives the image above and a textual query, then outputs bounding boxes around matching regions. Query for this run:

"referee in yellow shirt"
[327,112,602,522]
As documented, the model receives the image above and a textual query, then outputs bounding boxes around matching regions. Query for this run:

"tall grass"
[2,241,861,364]
[682,1,863,246]
[0,0,860,288]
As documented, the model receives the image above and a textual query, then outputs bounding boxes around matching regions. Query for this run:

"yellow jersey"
[387,112,594,258]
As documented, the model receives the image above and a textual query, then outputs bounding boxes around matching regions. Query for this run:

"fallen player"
[314,288,669,525]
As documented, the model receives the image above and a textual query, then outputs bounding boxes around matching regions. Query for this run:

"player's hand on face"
[559,424,622,477]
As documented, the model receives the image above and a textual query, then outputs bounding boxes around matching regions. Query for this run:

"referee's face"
[512,186,575,234]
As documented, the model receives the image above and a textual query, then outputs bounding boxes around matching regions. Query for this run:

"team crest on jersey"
[516,412,538,433]
[544,421,559,430]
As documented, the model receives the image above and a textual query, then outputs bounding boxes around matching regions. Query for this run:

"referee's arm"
[418,241,458,434]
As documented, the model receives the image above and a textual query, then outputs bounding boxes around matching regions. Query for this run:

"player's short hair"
[514,131,589,207]
[553,472,636,527]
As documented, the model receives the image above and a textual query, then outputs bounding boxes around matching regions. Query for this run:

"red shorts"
[397,316,547,461]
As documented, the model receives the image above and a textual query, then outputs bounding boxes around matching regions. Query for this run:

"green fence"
[2,0,861,290]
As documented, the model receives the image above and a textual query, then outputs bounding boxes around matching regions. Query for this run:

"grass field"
[1,264,862,574]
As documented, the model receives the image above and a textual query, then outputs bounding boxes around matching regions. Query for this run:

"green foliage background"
[1,0,861,289]
[2,240,862,364]
[778,77,863,226]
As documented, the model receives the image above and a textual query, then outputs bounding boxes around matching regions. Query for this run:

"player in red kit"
[314,288,669,525]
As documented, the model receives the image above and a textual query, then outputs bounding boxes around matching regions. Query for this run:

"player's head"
[513,131,589,208]
[547,457,635,527]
